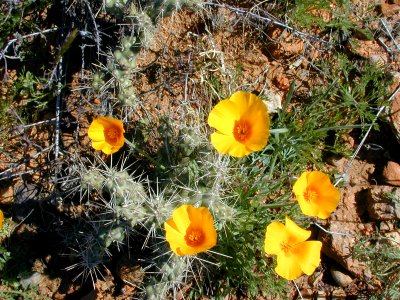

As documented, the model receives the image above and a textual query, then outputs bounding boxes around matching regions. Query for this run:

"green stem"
[268,153,278,180]
[124,138,166,170]
[270,128,289,134]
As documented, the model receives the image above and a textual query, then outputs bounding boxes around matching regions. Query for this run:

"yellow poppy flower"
[207,91,270,158]
[264,216,322,280]
[0,210,3,229]
[88,116,125,155]
[164,204,217,256]
[293,171,340,219]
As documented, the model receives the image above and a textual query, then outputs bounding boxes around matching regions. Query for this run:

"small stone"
[300,288,314,297]
[382,161,400,186]
[317,290,327,299]
[310,270,324,288]
[367,185,400,220]
[320,220,370,279]
[378,4,400,17]
[379,221,394,231]
[13,183,40,221]
[264,91,282,113]
[331,289,348,298]
[0,185,13,205]
[369,54,387,66]
[273,74,290,91]
[53,292,66,300]
[383,230,400,249]
[20,272,44,289]
[265,25,304,59]
[326,155,347,168]
[348,39,388,64]
[330,265,353,287]
[357,222,375,236]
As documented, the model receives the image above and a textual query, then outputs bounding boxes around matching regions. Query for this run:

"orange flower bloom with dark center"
[164,204,217,256]
[207,91,270,158]
[293,171,340,219]
[88,116,125,155]
[264,216,322,280]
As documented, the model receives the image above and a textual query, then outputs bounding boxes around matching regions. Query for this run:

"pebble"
[330,266,353,287]
[379,4,400,17]
[382,161,400,186]
[384,231,400,249]
[20,272,44,289]
[379,221,394,231]
[367,185,400,220]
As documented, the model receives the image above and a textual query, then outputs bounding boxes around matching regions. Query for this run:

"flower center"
[304,188,318,203]
[233,119,251,142]
[105,127,119,141]
[185,228,205,247]
[280,241,292,254]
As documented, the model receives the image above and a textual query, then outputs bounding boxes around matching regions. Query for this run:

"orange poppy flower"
[164,204,217,256]
[88,116,125,155]
[293,171,340,219]
[207,91,270,158]
[264,216,322,280]
[0,210,3,229]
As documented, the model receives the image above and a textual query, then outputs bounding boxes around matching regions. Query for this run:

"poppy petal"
[198,208,217,248]
[230,91,253,115]
[284,216,311,244]
[92,141,105,151]
[210,132,250,157]
[207,99,238,135]
[172,205,191,234]
[88,121,105,141]
[101,143,118,155]
[164,221,186,256]
[293,241,322,275]
[264,221,288,255]
[275,251,303,280]
[242,100,270,150]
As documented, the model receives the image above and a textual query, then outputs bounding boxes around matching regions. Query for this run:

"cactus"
[64,221,110,286]
[66,0,227,296]
[145,256,193,299]
[128,5,155,50]
[91,72,105,92]
[81,168,105,191]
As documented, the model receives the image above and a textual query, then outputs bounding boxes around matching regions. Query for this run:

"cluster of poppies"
[264,170,340,280]
[163,170,340,280]
[87,91,340,281]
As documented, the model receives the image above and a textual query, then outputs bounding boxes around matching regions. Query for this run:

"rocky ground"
[0,0,400,299]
